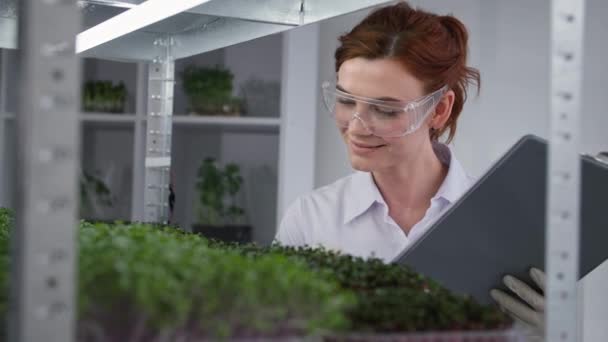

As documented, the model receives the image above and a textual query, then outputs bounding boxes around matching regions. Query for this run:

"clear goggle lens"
[321,82,447,138]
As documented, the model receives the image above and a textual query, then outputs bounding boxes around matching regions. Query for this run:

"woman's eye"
[373,106,401,117]
[337,98,356,106]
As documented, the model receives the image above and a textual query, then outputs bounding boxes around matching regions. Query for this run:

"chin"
[349,154,376,172]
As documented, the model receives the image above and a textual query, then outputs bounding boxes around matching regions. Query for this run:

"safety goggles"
[321,81,448,138]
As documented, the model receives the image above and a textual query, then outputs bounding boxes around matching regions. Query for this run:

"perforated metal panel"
[144,36,174,223]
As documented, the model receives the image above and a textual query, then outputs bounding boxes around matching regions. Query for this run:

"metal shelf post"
[11,0,81,341]
[546,0,585,341]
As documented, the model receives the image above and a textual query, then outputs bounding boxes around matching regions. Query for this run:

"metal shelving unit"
[2,0,589,341]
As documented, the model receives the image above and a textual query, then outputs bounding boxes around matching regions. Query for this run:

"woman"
[276,2,478,262]
[275,2,547,337]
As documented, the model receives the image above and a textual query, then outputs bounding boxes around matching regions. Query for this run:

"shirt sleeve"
[274,197,310,247]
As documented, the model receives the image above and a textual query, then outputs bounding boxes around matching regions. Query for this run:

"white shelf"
[77,113,281,133]
[172,115,280,132]
[3,113,139,123]
[80,112,138,124]
[0,113,15,120]
[75,0,389,61]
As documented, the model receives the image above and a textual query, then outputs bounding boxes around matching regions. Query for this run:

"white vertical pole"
[0,49,7,113]
[546,1,585,341]
[131,62,147,222]
[11,0,81,340]
[276,24,320,226]
[0,49,8,207]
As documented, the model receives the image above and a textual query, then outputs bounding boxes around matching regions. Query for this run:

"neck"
[372,141,447,212]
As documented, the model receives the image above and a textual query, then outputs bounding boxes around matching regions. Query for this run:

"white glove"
[490,267,546,340]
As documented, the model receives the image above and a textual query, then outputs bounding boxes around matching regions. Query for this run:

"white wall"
[459,0,552,177]
[170,126,221,230]
[173,34,283,116]
[224,33,283,101]
[0,119,14,210]
[170,37,283,243]
[313,1,608,340]
[81,124,134,220]
[0,49,14,209]
[1,48,17,113]
[220,131,279,244]
[277,24,320,220]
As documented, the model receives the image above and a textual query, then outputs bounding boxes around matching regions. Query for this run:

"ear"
[430,89,455,130]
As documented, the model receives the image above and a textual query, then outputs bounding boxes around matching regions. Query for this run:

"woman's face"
[336,57,434,172]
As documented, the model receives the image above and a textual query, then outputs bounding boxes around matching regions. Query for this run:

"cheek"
[382,134,424,157]
[383,136,400,144]
[384,140,408,157]
[382,137,403,154]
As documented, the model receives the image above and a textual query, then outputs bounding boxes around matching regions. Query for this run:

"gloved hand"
[490,267,546,340]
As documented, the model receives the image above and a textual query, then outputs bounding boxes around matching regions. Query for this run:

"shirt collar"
[342,142,470,225]
[343,171,383,224]
[432,143,469,204]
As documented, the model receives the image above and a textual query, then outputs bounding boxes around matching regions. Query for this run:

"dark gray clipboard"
[393,134,608,304]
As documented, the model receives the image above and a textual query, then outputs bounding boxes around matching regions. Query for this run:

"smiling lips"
[350,140,387,153]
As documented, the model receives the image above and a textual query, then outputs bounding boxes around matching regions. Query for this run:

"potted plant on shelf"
[192,157,251,243]
[82,80,127,113]
[180,65,243,116]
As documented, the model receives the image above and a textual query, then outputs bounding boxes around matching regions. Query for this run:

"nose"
[348,112,372,136]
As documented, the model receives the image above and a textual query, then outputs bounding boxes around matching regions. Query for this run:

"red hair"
[335,1,480,142]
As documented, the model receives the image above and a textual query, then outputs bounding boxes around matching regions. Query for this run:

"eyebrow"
[336,84,403,102]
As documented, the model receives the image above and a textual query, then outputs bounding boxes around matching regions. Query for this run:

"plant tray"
[324,328,523,342]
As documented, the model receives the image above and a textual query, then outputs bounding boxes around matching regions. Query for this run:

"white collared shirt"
[275,143,474,263]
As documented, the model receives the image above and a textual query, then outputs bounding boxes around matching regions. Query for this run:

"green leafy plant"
[180,65,242,115]
[213,242,511,335]
[82,80,127,113]
[0,215,353,341]
[0,208,10,340]
[195,158,245,226]
[0,210,511,341]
